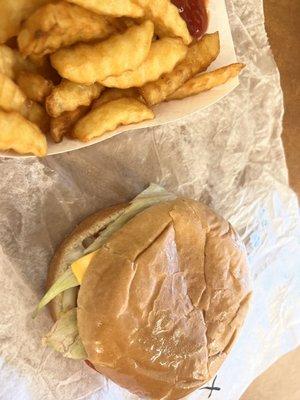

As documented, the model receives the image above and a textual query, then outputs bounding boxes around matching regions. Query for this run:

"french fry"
[28,55,61,84]
[46,80,103,117]
[140,32,220,105]
[167,63,245,101]
[0,45,40,79]
[17,71,53,103]
[50,106,89,143]
[133,0,192,45]
[27,101,50,133]
[0,45,19,79]
[92,88,141,108]
[50,21,154,84]
[0,72,27,114]
[0,44,59,86]
[73,98,154,141]
[101,38,187,88]
[0,72,49,132]
[119,18,137,29]
[0,110,47,157]
[18,2,122,57]
[0,0,50,44]
[67,0,144,18]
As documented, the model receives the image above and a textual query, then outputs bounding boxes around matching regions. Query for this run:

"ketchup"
[172,0,208,40]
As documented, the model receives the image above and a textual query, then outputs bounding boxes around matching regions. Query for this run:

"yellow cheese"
[71,250,98,284]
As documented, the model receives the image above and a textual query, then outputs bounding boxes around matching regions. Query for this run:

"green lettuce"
[33,268,78,318]
[42,308,87,360]
[35,184,176,316]
[84,183,176,254]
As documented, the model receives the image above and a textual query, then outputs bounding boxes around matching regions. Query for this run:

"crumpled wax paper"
[0,0,299,399]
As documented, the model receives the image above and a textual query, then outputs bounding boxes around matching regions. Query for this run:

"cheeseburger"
[36,184,251,400]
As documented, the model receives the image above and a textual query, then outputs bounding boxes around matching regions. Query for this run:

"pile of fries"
[0,0,244,157]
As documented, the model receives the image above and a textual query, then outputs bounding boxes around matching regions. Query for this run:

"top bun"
[77,198,251,399]
[47,203,127,320]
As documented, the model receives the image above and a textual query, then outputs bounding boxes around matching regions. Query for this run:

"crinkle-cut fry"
[46,80,103,117]
[50,20,154,84]
[0,110,47,157]
[28,55,61,84]
[0,72,49,133]
[0,45,19,79]
[0,45,41,79]
[119,18,137,29]
[140,32,220,105]
[18,2,121,57]
[0,45,59,84]
[67,0,144,18]
[0,0,50,44]
[92,88,141,108]
[167,63,245,101]
[101,38,187,89]
[133,0,192,45]
[27,101,50,133]
[73,98,154,142]
[17,71,53,103]
[0,72,28,114]
[50,106,89,143]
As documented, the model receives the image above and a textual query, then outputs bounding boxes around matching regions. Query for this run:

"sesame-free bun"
[77,198,251,399]
[47,204,127,321]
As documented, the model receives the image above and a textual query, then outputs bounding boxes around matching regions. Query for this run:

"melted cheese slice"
[71,250,98,284]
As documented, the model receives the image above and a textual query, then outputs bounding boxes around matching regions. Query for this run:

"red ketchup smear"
[172,0,208,40]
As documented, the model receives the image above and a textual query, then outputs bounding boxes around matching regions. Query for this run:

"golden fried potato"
[28,55,61,84]
[26,101,50,133]
[133,0,192,45]
[119,18,137,29]
[102,38,187,88]
[46,80,103,117]
[167,63,246,101]
[17,71,53,103]
[74,98,154,141]
[0,45,59,85]
[0,110,47,156]
[0,72,49,132]
[0,45,40,79]
[18,2,121,57]
[92,88,141,108]
[140,32,220,105]
[0,72,27,114]
[0,0,50,43]
[67,0,144,18]
[0,45,19,79]
[50,106,89,143]
[51,21,154,84]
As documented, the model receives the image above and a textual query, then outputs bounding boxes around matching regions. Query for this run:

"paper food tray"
[1,0,238,158]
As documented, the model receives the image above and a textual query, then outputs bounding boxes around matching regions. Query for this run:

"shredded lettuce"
[42,308,87,360]
[35,184,175,316]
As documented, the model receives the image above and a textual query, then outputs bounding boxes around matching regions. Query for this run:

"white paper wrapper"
[0,0,299,399]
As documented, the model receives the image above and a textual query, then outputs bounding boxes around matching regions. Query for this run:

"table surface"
[265,0,300,197]
[241,1,300,399]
